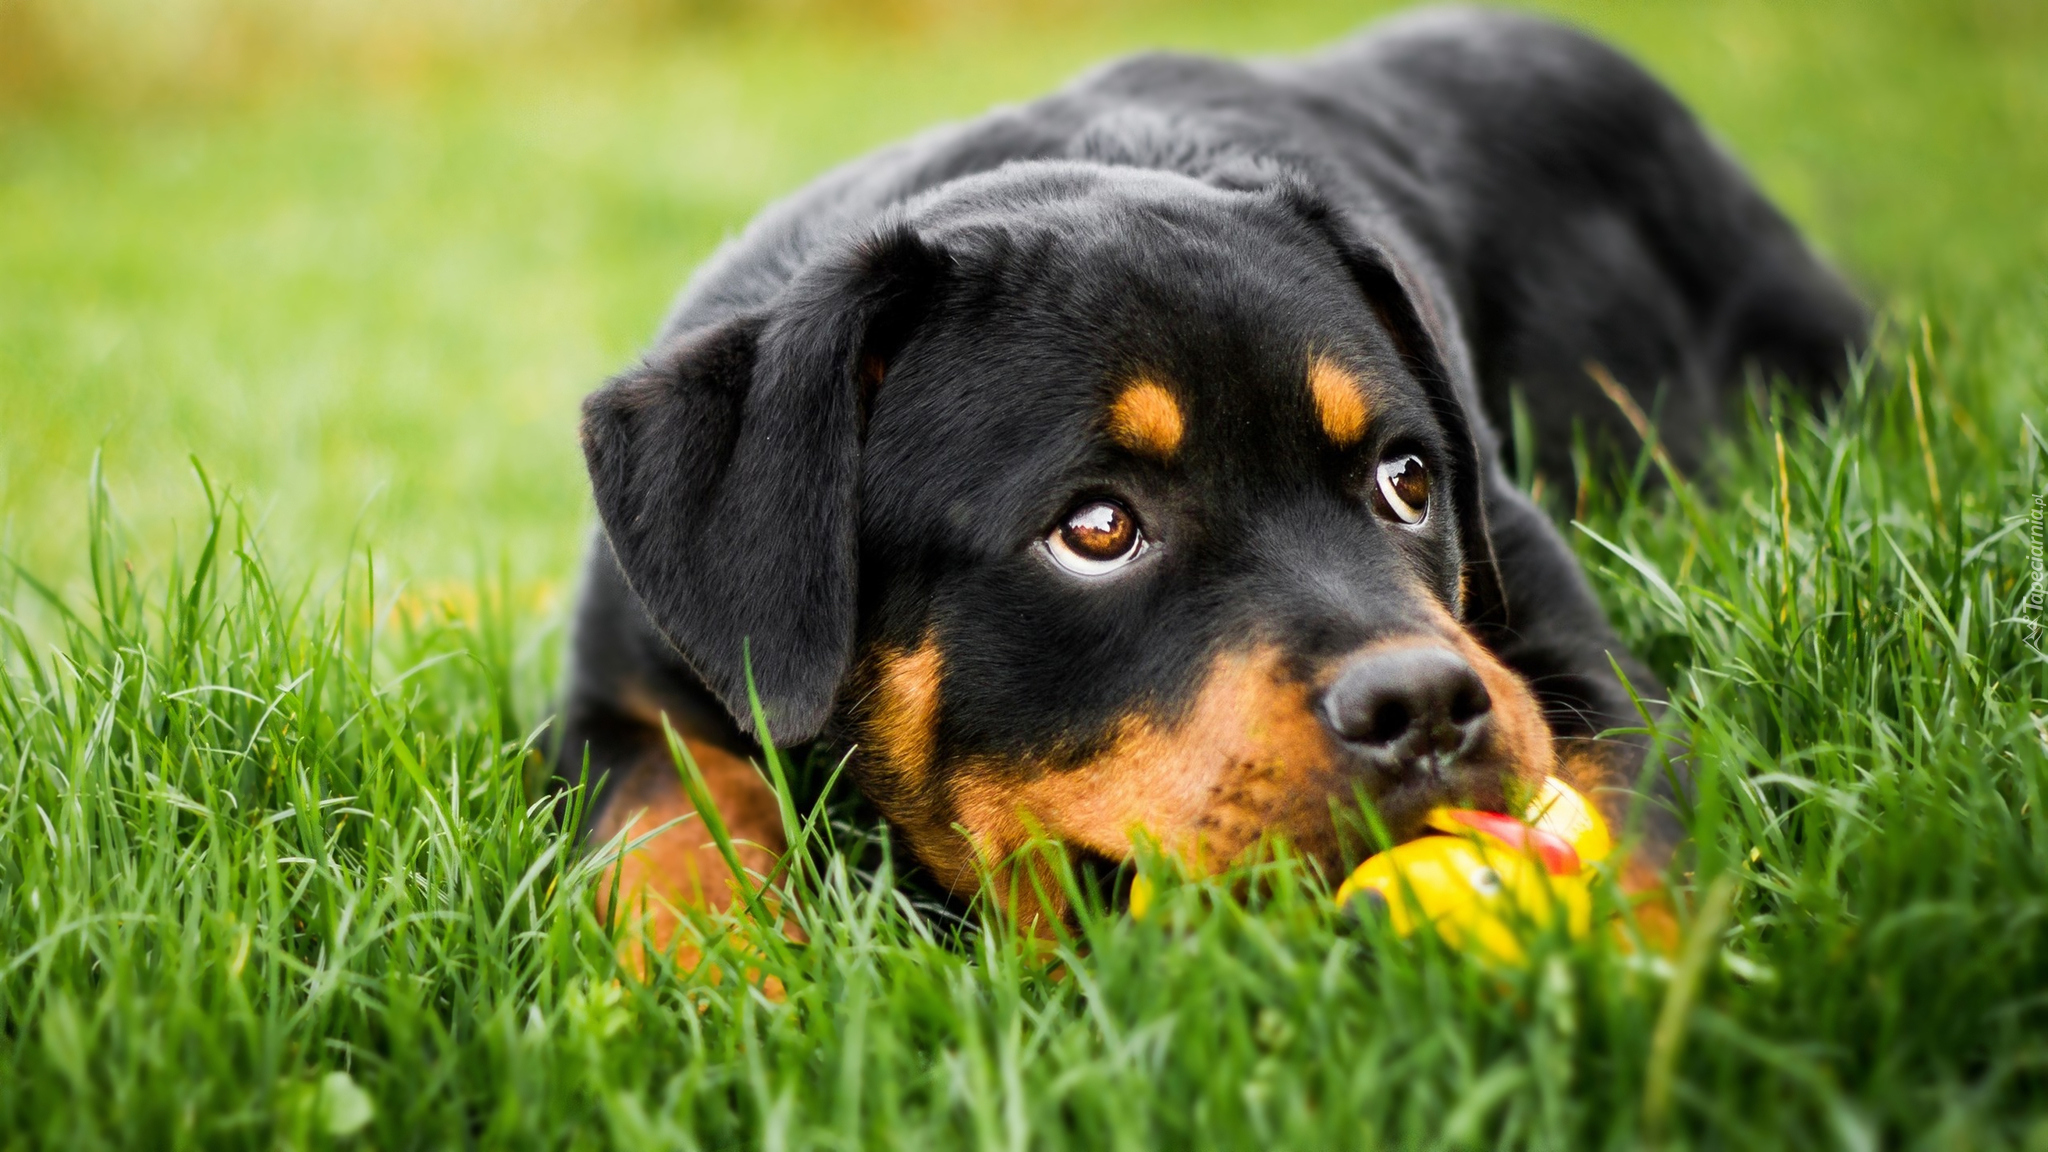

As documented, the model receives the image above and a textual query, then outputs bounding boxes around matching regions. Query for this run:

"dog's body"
[560,8,1865,942]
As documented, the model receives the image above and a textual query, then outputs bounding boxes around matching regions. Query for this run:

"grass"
[3,0,2048,1147]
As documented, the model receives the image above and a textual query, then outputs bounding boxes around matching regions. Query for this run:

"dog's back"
[668,7,1863,475]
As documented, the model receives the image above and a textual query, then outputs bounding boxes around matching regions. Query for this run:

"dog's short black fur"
[562,8,1865,920]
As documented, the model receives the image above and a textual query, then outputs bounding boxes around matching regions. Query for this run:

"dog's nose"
[1322,646,1493,778]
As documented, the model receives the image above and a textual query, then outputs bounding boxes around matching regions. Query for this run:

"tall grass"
[4,306,2047,1147]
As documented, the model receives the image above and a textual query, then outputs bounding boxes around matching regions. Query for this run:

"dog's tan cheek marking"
[847,638,954,890]
[1106,377,1185,460]
[934,647,1337,896]
[1309,356,1370,447]
[868,639,943,789]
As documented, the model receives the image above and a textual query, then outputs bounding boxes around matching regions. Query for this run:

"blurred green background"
[2,0,2045,593]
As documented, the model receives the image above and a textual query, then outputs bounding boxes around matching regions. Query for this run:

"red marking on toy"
[1442,809,1581,875]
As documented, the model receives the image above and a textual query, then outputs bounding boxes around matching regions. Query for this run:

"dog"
[558,6,1866,951]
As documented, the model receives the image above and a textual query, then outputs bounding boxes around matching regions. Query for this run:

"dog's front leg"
[586,739,787,975]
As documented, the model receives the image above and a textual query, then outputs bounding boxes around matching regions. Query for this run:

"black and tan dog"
[560,7,1865,949]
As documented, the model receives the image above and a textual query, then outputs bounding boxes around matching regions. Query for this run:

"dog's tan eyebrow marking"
[1106,377,1185,460]
[1309,356,1370,447]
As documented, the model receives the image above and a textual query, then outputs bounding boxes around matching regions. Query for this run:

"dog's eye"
[1046,500,1145,576]
[1374,455,1430,526]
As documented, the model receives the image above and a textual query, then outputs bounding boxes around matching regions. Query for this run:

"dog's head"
[582,163,1555,893]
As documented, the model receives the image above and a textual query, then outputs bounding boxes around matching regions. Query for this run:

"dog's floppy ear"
[580,225,944,745]
[1281,187,1508,627]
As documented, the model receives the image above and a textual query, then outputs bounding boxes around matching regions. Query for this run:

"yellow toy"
[1124,777,1614,961]
[1333,776,1613,963]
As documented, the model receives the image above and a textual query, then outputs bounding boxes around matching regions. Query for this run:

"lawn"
[3,0,2047,1147]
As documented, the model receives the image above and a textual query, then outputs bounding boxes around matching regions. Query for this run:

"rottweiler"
[559,7,1866,950]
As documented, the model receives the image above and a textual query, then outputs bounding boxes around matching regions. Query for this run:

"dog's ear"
[580,225,944,745]
[1280,187,1508,627]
